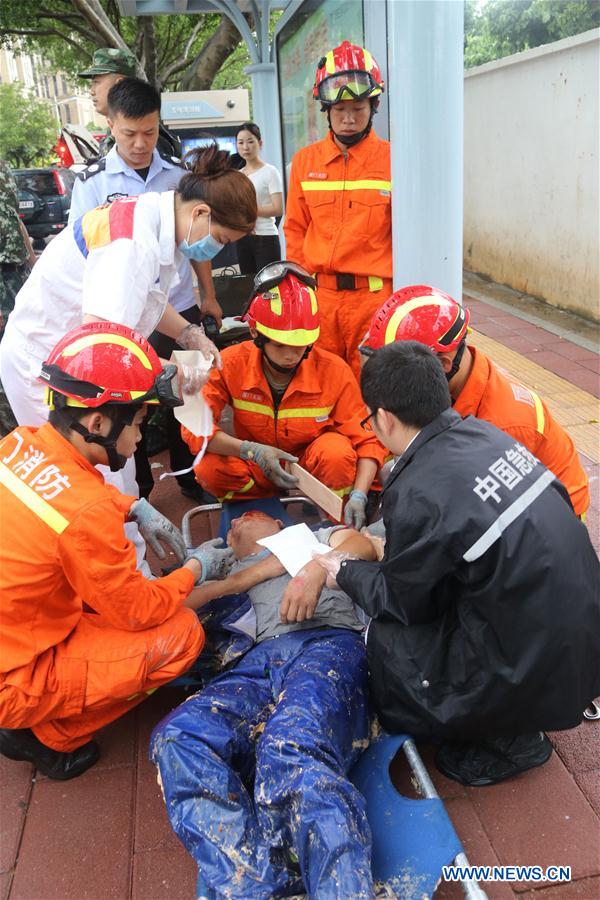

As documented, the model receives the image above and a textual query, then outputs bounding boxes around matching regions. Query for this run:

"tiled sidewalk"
[1,286,599,900]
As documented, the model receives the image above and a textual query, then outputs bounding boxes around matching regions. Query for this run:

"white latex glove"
[178,362,210,396]
[312,549,355,589]
[360,526,386,561]
[176,323,222,369]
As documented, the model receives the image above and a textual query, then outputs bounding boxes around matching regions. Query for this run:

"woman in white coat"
[0,144,256,573]
[1,144,257,425]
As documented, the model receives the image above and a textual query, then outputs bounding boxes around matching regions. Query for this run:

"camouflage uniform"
[0,160,30,435]
[78,49,181,160]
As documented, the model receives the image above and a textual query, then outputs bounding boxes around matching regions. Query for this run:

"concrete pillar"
[244,61,284,176]
[363,0,389,141]
[245,59,286,251]
[387,0,464,300]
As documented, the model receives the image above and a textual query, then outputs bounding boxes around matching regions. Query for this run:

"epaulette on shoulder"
[159,149,185,168]
[77,158,107,182]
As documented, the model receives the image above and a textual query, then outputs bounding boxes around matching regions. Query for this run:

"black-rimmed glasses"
[360,409,378,431]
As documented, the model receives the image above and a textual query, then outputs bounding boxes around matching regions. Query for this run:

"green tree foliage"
[465,0,600,68]
[0,0,246,91]
[0,83,58,167]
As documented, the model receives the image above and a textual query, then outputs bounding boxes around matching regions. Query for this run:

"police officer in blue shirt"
[69,78,219,501]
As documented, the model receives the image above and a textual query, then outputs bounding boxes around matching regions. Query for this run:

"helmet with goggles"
[41,321,182,409]
[313,41,384,107]
[41,322,182,471]
[244,263,320,348]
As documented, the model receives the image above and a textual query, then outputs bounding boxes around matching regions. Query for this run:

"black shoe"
[180,483,217,504]
[435,732,552,787]
[0,728,100,780]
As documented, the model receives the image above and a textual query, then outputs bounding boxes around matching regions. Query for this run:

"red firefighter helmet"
[360,285,470,355]
[244,273,320,347]
[41,321,181,409]
[313,40,384,105]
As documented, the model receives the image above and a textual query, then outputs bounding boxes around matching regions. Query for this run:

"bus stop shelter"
[118,0,464,301]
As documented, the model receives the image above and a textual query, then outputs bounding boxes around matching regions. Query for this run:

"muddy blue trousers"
[150,628,373,899]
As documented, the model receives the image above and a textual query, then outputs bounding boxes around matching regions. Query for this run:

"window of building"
[6,50,18,82]
[22,55,34,88]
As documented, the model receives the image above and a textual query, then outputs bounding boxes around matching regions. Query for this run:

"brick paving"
[1,288,599,900]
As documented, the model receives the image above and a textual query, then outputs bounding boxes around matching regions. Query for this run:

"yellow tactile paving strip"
[469,330,600,463]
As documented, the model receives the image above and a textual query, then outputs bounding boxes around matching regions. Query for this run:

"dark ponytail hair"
[236,121,262,141]
[178,142,257,233]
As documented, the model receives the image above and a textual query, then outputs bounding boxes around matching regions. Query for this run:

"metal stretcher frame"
[181,496,312,548]
[181,498,485,899]
[402,738,487,899]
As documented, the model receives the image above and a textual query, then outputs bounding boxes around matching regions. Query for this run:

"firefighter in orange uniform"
[0,323,234,780]
[284,41,392,379]
[183,263,386,528]
[360,285,590,517]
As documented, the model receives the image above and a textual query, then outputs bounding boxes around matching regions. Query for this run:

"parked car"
[56,124,101,171]
[15,167,76,246]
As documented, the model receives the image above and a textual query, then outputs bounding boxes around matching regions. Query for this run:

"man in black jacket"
[314,341,600,787]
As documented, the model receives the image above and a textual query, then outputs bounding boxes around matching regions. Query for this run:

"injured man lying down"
[150,510,378,899]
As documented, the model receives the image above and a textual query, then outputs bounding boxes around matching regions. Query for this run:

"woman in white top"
[235,122,283,275]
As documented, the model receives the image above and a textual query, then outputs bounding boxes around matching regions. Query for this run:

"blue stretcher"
[179,497,486,899]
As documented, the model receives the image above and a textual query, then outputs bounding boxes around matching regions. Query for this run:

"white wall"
[464,30,599,322]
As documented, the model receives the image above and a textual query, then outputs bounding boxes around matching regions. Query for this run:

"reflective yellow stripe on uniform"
[233,399,275,418]
[368,276,384,292]
[278,406,333,420]
[220,479,255,502]
[331,484,353,498]
[531,391,545,435]
[232,399,333,420]
[0,462,69,534]
[301,180,391,192]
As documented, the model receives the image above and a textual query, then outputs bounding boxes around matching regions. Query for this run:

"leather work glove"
[239,441,299,490]
[343,489,368,530]
[178,362,210,396]
[129,498,186,563]
[185,538,235,583]
[175,323,222,369]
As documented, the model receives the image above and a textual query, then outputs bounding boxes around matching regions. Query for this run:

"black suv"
[15,168,76,247]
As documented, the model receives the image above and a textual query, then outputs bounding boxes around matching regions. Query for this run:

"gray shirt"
[234,527,365,643]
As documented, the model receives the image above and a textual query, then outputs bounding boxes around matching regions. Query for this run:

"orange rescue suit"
[454,347,589,516]
[284,130,392,378]
[0,424,203,752]
[183,341,386,503]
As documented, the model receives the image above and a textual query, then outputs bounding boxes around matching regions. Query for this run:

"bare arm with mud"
[185,553,285,610]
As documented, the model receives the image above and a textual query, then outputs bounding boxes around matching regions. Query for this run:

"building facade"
[0,46,104,131]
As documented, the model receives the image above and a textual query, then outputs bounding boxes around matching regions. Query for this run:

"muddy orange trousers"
[196,432,358,504]
[0,608,203,752]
